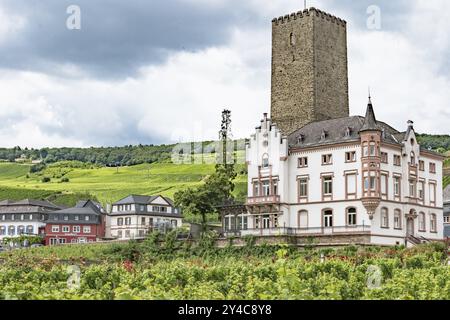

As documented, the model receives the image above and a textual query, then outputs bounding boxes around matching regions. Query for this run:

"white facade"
[225,113,444,246]
[106,195,182,239]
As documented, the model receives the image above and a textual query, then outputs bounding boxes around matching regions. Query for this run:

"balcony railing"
[246,195,280,205]
[223,225,370,237]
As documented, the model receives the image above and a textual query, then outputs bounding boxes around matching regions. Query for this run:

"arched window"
[410,152,416,165]
[18,225,25,235]
[347,207,357,226]
[0,226,5,236]
[394,209,402,229]
[298,210,308,229]
[419,212,426,231]
[323,209,333,228]
[26,225,34,234]
[430,214,437,233]
[8,226,15,236]
[262,154,269,168]
[381,208,389,228]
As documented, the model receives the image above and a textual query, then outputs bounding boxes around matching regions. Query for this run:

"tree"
[175,110,237,230]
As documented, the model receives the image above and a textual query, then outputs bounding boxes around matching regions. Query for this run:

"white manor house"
[221,7,445,246]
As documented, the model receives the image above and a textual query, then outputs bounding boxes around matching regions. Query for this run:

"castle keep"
[271,8,349,135]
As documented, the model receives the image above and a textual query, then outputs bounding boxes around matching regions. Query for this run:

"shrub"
[41,177,51,183]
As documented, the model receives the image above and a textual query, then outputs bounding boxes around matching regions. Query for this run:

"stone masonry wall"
[270,8,349,135]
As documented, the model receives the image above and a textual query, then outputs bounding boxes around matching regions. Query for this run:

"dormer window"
[345,127,352,137]
[297,134,304,144]
[262,154,269,168]
[321,130,327,140]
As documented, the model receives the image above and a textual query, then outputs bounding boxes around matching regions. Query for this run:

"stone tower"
[271,8,349,135]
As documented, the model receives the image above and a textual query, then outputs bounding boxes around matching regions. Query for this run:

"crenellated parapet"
[272,7,346,27]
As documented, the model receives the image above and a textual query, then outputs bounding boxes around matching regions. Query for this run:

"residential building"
[0,199,61,241]
[107,195,182,239]
[44,200,105,245]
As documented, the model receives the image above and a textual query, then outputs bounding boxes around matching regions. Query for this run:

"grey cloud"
[0,0,256,79]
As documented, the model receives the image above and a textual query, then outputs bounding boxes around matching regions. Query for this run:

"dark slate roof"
[0,199,61,210]
[288,116,401,148]
[53,200,103,215]
[113,195,157,205]
[0,200,16,206]
[12,199,61,210]
[113,195,174,206]
[360,98,380,132]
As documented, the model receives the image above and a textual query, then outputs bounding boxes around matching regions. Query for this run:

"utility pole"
[219,109,232,166]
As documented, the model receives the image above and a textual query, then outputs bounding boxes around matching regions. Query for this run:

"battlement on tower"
[270,7,349,135]
[271,8,346,27]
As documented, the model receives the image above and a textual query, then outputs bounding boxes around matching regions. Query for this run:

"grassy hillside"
[0,161,247,207]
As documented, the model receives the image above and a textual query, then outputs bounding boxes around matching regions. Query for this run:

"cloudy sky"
[0,0,449,148]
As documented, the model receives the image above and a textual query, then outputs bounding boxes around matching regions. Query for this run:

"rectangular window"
[394,155,401,166]
[52,226,59,233]
[322,154,332,165]
[117,230,123,238]
[394,177,401,197]
[141,217,146,225]
[117,218,123,226]
[369,142,377,156]
[323,176,333,196]
[262,181,270,196]
[125,217,131,225]
[345,151,356,163]
[409,181,416,198]
[64,215,69,221]
[62,226,69,233]
[253,182,260,197]
[430,215,437,233]
[74,215,79,221]
[83,226,91,234]
[429,163,436,173]
[125,230,131,238]
[419,160,425,171]
[298,157,308,168]
[73,226,80,233]
[429,183,436,205]
[299,178,308,198]
[381,152,388,164]
[381,174,387,195]
[444,216,450,223]
[418,182,424,201]
[346,174,357,195]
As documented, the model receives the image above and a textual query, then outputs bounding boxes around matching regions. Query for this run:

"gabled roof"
[288,116,400,148]
[53,200,103,215]
[113,195,157,205]
[12,199,61,210]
